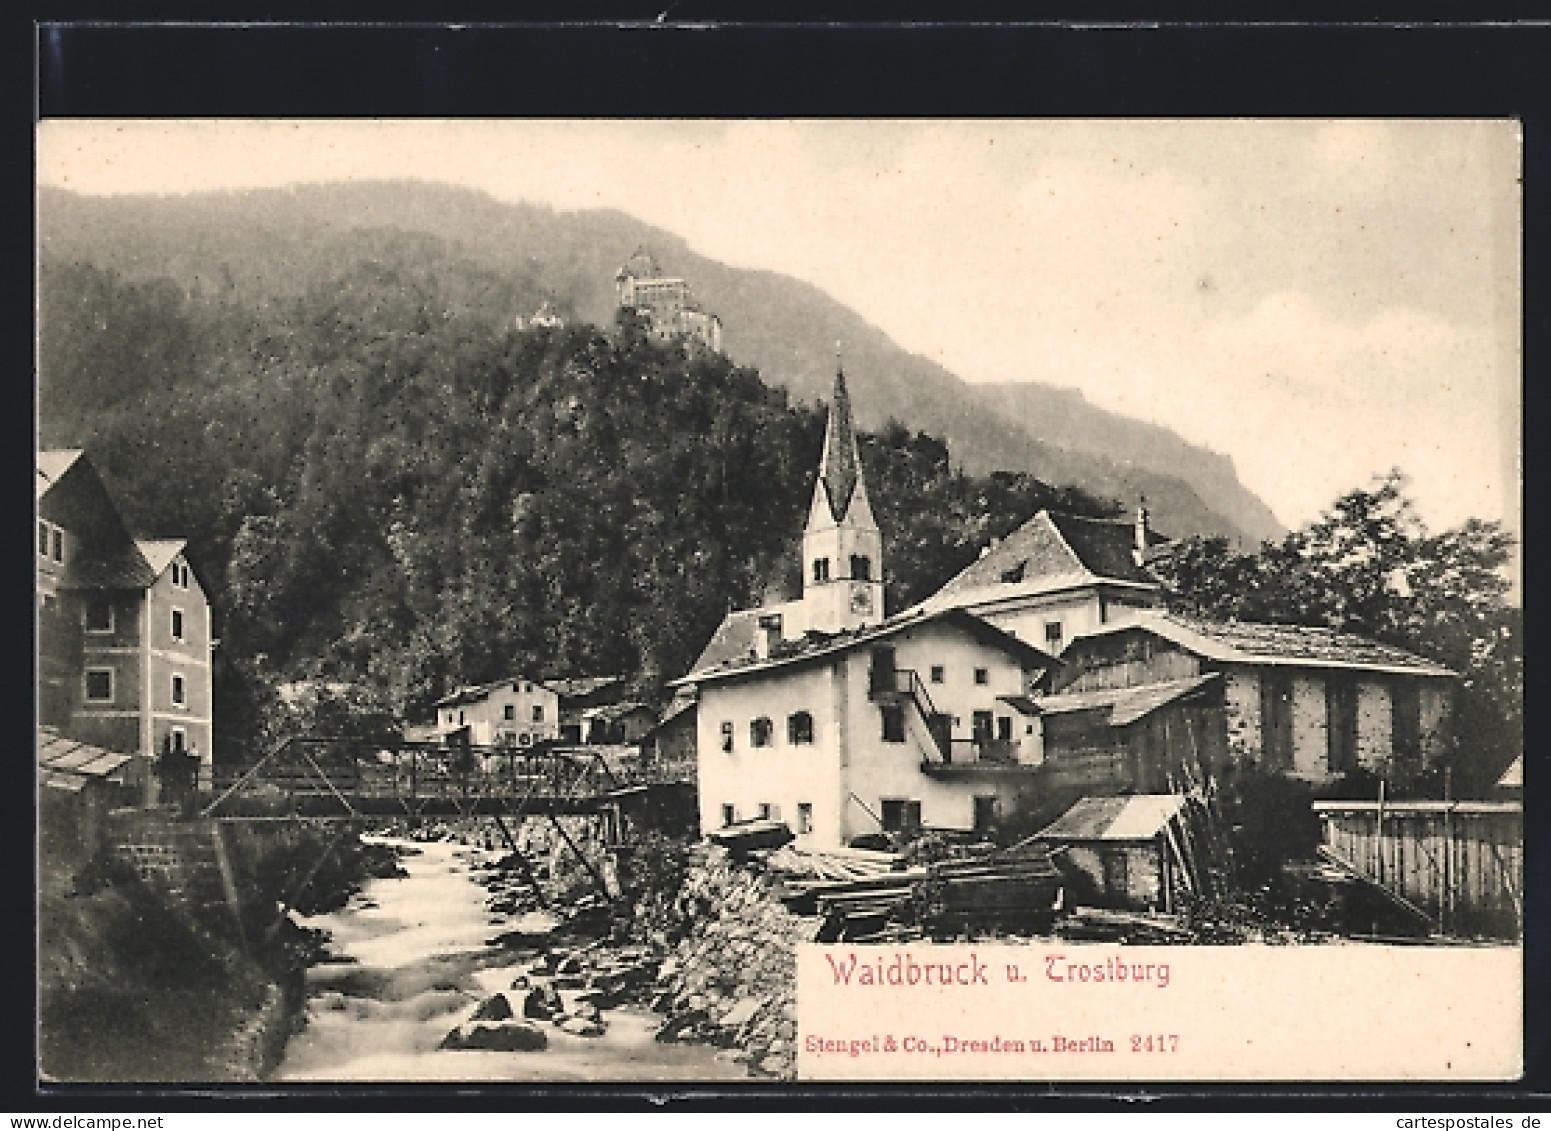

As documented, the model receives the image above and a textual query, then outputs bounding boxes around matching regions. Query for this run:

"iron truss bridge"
[202,737,641,823]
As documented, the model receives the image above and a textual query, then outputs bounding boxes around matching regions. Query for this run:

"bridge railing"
[205,737,625,817]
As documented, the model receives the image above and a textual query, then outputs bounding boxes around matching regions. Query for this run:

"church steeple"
[802,356,884,633]
[819,363,861,523]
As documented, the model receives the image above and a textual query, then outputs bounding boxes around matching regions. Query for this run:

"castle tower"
[802,361,885,633]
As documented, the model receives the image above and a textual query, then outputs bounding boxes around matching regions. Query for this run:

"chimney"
[1133,497,1150,566]
[754,613,784,660]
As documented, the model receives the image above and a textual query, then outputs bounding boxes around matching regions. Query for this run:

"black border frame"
[17,15,1547,1113]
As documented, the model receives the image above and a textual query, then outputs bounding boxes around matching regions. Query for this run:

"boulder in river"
[470,993,513,1023]
[522,984,563,1020]
[655,1008,708,1044]
[719,997,761,1031]
[438,1022,549,1052]
[559,1016,606,1037]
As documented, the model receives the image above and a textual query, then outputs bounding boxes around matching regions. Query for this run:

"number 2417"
[1131,1034,1180,1053]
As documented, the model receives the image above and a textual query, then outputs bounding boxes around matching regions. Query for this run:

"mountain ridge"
[38,180,1281,544]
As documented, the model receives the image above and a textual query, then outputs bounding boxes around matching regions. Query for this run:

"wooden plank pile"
[767,845,922,941]
[1056,906,1193,944]
[915,846,1064,938]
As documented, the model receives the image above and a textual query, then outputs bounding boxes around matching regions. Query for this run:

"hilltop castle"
[614,248,724,354]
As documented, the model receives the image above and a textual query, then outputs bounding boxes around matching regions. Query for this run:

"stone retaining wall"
[643,844,810,1078]
[214,982,292,1081]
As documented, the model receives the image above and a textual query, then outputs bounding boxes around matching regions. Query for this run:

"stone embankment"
[464,827,809,1080]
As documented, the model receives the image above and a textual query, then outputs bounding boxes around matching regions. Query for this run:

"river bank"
[275,833,754,1081]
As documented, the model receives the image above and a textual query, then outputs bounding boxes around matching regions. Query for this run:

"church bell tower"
[802,360,885,634]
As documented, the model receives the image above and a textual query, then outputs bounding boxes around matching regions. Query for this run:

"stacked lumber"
[707,818,795,853]
[767,843,902,882]
[1056,906,1192,944]
[915,846,1064,936]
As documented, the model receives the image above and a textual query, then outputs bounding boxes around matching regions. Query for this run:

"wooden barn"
[1033,673,1226,794]
[1031,794,1201,913]
[1312,798,1523,938]
[1044,612,1456,787]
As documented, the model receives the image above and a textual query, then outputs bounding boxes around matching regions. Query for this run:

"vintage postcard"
[35,119,1523,1086]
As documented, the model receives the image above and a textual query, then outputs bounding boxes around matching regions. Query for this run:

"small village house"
[580,701,658,745]
[916,505,1169,653]
[1031,794,1198,913]
[674,365,1060,849]
[433,678,560,747]
[640,695,698,782]
[545,676,630,743]
[37,450,215,800]
[1042,612,1456,786]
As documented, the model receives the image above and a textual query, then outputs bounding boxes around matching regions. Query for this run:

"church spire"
[819,357,861,524]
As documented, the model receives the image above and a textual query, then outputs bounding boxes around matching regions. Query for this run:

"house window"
[37,521,49,557]
[796,802,813,834]
[721,803,736,827]
[170,727,187,754]
[973,667,989,686]
[51,528,64,563]
[443,711,453,726]
[171,608,185,641]
[519,732,533,746]
[812,557,830,583]
[973,795,998,833]
[1044,621,1063,649]
[84,600,113,634]
[720,720,734,753]
[850,554,872,581]
[997,716,1013,742]
[1102,850,1130,896]
[880,704,906,743]
[84,668,113,703]
[759,802,781,821]
[531,705,544,722]
[972,710,994,744]
[787,711,814,745]
[750,716,774,747]
[458,710,465,726]
[172,674,186,706]
[504,704,516,721]
[880,799,922,833]
[930,665,945,684]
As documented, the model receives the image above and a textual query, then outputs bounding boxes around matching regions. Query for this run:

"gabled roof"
[1497,755,1523,789]
[1035,673,1221,727]
[923,510,1164,613]
[136,538,187,578]
[673,605,1060,688]
[544,675,626,702]
[1034,794,1187,841]
[36,449,85,500]
[583,701,655,724]
[38,451,164,592]
[61,545,158,590]
[1072,611,1456,678]
[433,677,544,708]
[687,599,804,675]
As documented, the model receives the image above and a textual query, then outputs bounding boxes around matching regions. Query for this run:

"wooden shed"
[1031,794,1200,913]
[1312,799,1523,938]
[1033,673,1226,794]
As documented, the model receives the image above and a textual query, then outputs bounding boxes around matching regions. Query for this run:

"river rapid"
[274,836,747,1082]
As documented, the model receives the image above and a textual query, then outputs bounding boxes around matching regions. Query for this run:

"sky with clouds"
[37,119,1521,538]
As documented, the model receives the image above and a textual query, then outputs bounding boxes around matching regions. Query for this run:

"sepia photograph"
[34,118,1524,1086]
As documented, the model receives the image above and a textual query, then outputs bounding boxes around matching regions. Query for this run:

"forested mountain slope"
[40,181,1281,544]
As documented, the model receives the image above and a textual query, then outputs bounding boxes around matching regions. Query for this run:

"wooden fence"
[1312,800,1523,937]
